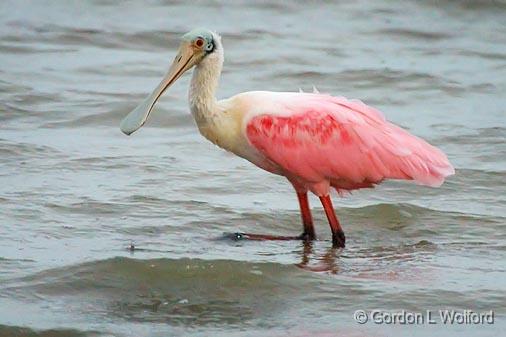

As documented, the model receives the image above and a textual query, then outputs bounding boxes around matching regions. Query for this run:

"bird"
[120,28,454,248]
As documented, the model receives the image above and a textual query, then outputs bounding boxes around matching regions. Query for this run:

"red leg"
[225,192,315,242]
[296,192,315,240]
[319,195,346,248]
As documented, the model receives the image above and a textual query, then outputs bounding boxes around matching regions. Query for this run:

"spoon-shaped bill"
[120,43,196,135]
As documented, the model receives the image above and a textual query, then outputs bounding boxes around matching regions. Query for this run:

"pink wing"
[244,93,454,193]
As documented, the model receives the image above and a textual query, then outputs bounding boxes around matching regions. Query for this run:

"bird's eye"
[195,38,205,48]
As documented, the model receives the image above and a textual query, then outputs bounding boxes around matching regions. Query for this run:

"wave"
[1,257,301,326]
[0,325,95,337]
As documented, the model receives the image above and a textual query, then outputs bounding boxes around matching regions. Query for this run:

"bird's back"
[236,91,454,195]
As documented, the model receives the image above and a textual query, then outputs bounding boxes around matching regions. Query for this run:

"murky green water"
[1,1,505,336]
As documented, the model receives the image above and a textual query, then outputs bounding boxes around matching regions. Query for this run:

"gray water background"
[1,1,505,336]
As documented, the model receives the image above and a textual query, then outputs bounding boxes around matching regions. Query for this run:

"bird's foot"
[297,231,316,242]
[332,230,346,248]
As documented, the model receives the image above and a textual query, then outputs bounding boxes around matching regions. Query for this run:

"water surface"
[1,1,505,336]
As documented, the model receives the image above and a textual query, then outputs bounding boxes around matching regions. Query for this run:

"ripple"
[1,0,506,335]
[0,139,62,159]
[335,68,464,94]
[378,28,453,41]
[44,199,131,216]
[2,24,184,52]
[41,103,193,128]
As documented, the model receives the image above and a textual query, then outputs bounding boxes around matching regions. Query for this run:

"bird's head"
[120,28,218,135]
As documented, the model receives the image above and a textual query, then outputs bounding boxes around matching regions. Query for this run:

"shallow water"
[1,0,505,336]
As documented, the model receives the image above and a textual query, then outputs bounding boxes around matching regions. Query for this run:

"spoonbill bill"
[120,28,454,248]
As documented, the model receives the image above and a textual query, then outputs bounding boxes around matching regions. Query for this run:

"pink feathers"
[244,93,454,195]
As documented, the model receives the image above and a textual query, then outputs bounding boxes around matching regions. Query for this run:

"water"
[1,0,505,336]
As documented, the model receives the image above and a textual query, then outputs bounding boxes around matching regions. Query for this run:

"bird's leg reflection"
[295,241,340,274]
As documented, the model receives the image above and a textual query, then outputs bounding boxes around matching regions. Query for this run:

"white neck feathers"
[189,34,223,122]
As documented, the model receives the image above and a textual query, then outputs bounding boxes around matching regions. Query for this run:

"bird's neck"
[189,47,223,124]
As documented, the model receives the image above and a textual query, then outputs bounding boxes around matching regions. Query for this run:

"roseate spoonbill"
[120,28,454,248]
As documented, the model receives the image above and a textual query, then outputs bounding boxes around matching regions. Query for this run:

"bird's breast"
[197,115,243,153]
[195,111,277,172]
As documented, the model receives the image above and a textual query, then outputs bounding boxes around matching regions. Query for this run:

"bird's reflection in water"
[295,242,341,274]
[221,232,342,274]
